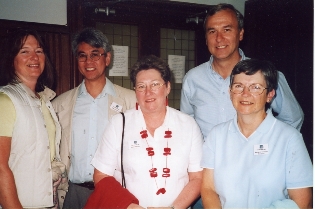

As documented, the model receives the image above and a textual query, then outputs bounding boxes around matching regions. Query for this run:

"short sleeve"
[286,132,313,188]
[187,119,203,172]
[0,93,16,137]
[201,128,216,169]
[91,115,121,175]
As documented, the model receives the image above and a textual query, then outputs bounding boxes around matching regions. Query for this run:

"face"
[14,35,45,83]
[230,71,275,117]
[205,9,244,61]
[135,69,170,114]
[76,42,111,82]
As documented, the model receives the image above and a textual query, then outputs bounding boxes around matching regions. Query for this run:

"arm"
[93,168,110,185]
[180,76,194,117]
[271,72,304,130]
[201,168,221,209]
[91,169,143,209]
[171,171,202,208]
[266,188,312,209]
[0,136,22,209]
[288,187,312,209]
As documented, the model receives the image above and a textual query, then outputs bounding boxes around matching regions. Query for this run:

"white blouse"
[92,106,203,207]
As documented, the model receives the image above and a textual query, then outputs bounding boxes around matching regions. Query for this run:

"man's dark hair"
[72,27,112,55]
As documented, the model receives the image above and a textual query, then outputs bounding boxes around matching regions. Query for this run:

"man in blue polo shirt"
[180,3,304,209]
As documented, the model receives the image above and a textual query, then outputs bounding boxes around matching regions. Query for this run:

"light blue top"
[180,49,304,139]
[69,78,116,183]
[201,110,313,208]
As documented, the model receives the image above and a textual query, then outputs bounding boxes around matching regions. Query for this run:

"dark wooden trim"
[0,19,69,34]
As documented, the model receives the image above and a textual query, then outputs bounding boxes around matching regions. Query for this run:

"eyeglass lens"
[135,83,164,92]
[231,84,266,95]
[77,53,104,62]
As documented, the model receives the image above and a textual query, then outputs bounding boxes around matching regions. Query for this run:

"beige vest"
[1,83,61,208]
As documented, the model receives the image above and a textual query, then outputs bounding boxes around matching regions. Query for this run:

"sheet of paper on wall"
[109,45,129,76]
[168,55,185,83]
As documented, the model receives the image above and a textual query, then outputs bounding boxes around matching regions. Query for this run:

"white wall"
[0,0,246,25]
[0,0,67,25]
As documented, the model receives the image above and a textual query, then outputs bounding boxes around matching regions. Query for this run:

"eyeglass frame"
[76,52,106,62]
[230,83,268,96]
[134,82,166,92]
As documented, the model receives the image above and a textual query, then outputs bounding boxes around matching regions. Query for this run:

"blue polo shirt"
[180,49,304,139]
[201,110,313,208]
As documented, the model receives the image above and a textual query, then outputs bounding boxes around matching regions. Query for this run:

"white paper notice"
[109,45,129,76]
[168,55,185,83]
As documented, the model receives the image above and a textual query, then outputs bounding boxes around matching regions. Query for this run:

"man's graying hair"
[204,3,244,32]
[71,27,112,54]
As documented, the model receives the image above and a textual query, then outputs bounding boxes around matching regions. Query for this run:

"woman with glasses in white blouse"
[85,55,203,209]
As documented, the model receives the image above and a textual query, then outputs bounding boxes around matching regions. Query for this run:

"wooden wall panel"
[243,0,313,157]
[44,33,73,96]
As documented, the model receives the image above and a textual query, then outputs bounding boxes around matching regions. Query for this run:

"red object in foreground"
[84,176,139,209]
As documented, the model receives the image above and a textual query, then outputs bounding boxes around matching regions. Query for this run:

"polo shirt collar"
[230,109,276,135]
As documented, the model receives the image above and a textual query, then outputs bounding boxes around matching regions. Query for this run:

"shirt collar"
[209,48,246,75]
[137,106,171,130]
[230,108,276,136]
[78,78,116,98]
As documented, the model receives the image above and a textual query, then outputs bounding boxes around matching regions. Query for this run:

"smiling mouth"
[216,45,227,49]
[145,98,156,102]
[28,64,39,67]
[240,101,253,105]
[86,68,96,71]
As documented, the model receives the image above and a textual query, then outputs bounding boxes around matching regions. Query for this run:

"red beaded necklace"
[140,129,172,195]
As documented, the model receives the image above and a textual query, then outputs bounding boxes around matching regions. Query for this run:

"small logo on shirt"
[129,140,141,149]
[254,144,269,155]
[110,102,123,112]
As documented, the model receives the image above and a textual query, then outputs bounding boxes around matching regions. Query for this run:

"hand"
[127,203,146,209]
[147,207,173,209]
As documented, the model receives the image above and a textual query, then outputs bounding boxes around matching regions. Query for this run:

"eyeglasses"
[77,53,106,62]
[134,82,165,92]
[230,83,268,96]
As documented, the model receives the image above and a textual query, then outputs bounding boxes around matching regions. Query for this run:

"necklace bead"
[140,129,172,195]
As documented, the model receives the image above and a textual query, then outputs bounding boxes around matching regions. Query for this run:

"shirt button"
[47,146,50,149]
[89,173,91,175]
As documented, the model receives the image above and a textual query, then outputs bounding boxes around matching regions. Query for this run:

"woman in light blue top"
[201,59,312,208]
